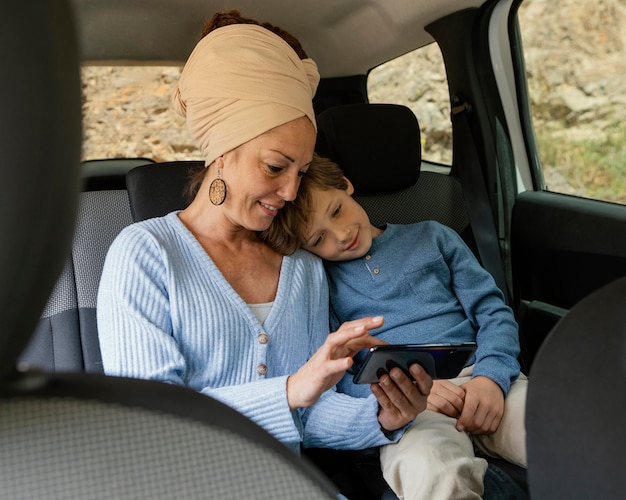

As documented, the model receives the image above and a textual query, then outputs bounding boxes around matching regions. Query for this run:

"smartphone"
[352,343,477,384]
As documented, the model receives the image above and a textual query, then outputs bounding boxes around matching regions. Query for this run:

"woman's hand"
[286,316,386,410]
[427,379,466,417]
[370,364,432,432]
[456,376,504,434]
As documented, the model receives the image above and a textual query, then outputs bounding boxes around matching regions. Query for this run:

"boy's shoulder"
[384,221,466,255]
[388,220,456,238]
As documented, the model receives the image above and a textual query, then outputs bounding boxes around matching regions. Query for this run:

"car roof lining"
[71,0,485,78]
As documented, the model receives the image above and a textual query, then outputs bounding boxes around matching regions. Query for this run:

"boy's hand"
[456,376,504,435]
[427,379,465,417]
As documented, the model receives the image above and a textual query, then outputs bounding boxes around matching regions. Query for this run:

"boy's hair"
[260,153,348,255]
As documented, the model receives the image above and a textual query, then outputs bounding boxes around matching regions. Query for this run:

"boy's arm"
[442,226,520,395]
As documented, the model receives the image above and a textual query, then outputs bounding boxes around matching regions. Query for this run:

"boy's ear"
[344,177,355,195]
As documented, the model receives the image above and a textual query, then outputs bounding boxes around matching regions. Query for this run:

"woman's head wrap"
[172,24,320,166]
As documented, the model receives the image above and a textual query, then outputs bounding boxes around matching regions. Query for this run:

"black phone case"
[352,343,477,384]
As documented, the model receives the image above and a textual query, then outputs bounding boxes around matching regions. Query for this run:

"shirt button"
[365,255,372,260]
[257,364,268,375]
[258,333,269,344]
[373,268,380,274]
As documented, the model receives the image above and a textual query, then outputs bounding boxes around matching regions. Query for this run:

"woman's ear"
[344,177,355,195]
[206,156,223,173]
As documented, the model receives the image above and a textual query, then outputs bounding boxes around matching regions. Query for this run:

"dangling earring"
[209,167,227,206]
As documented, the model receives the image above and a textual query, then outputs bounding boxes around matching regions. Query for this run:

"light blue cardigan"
[97,212,399,453]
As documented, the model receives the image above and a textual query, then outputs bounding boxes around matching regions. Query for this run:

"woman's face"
[218,116,316,232]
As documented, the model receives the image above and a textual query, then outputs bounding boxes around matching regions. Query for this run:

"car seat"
[21,156,156,372]
[0,2,339,498]
[316,103,474,245]
[19,189,133,373]
[20,156,158,372]
[526,276,626,499]
[82,157,155,191]
[126,160,204,221]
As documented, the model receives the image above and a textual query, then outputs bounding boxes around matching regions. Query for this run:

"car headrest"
[0,1,82,378]
[527,275,626,498]
[126,161,205,222]
[315,103,421,194]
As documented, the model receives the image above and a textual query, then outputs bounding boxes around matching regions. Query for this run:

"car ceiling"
[70,0,486,78]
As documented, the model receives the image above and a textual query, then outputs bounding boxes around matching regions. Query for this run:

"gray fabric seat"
[21,155,156,373]
[20,190,133,373]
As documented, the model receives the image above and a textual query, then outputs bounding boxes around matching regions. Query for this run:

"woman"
[97,11,430,454]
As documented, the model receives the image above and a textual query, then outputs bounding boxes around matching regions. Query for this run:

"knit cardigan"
[97,212,398,452]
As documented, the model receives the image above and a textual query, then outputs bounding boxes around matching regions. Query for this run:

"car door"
[425,0,626,371]
[510,0,626,369]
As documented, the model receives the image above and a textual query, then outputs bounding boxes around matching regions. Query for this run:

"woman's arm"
[97,224,303,443]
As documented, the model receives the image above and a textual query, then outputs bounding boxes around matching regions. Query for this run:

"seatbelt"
[451,95,510,303]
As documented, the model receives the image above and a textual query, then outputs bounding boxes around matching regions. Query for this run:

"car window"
[82,66,200,162]
[367,44,452,166]
[517,0,626,205]
[84,56,454,165]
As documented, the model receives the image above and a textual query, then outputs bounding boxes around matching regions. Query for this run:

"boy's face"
[301,180,382,261]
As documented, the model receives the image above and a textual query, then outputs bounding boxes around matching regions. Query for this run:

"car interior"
[0,2,339,498]
[4,0,626,498]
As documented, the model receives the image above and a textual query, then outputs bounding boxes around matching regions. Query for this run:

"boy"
[262,154,527,499]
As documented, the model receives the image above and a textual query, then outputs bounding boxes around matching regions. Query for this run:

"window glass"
[518,0,625,204]
[367,44,452,165]
[84,52,453,165]
[82,66,200,162]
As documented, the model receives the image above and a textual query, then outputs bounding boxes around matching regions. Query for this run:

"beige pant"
[380,368,528,500]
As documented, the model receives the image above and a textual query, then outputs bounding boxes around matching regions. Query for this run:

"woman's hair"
[201,10,309,59]
[260,154,348,255]
[184,10,310,201]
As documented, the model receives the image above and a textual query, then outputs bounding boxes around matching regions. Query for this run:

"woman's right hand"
[371,364,432,432]
[286,316,386,410]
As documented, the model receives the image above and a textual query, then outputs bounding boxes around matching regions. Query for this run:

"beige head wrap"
[172,24,320,166]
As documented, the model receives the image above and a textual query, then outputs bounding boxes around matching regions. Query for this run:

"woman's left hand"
[370,363,432,432]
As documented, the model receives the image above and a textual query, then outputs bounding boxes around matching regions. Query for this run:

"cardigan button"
[373,268,380,274]
[257,364,268,375]
[365,255,372,260]
[258,333,269,344]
